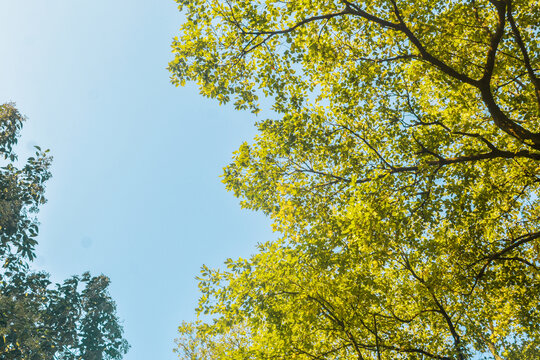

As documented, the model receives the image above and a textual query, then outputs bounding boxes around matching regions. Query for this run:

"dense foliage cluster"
[0,103,129,360]
[170,0,540,359]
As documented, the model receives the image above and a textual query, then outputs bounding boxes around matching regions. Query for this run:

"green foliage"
[0,103,129,360]
[0,103,51,262]
[172,0,540,358]
[0,266,129,360]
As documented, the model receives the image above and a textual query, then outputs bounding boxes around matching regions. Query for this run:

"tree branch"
[465,230,540,298]
[386,0,478,86]
[476,230,540,279]
[402,255,465,360]
[242,9,353,36]
[296,147,540,188]
[506,0,540,107]
[481,1,506,83]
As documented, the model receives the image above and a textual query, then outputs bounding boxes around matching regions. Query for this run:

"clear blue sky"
[0,1,275,359]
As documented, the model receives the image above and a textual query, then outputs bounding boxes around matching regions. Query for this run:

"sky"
[0,1,275,359]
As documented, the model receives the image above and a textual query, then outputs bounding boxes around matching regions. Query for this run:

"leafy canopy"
[170,0,540,359]
[0,103,129,360]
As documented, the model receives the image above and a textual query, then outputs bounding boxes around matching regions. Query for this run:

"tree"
[0,103,50,262]
[170,0,539,359]
[0,103,129,359]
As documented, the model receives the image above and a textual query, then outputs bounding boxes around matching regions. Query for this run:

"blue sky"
[0,1,275,359]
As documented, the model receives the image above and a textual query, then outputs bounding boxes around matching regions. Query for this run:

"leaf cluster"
[0,103,129,360]
[170,0,540,359]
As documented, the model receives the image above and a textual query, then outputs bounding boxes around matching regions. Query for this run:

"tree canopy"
[0,103,129,360]
[171,0,539,359]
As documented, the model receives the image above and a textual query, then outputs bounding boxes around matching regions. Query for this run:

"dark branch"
[242,9,353,36]
[296,147,540,188]
[481,1,506,83]
[466,230,540,297]
[506,0,540,106]
[343,1,402,30]
[402,255,465,360]
[387,0,478,86]
[477,230,540,278]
